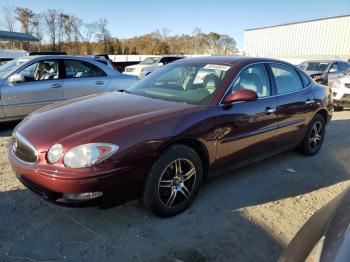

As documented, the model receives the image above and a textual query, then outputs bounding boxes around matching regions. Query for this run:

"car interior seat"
[203,74,220,94]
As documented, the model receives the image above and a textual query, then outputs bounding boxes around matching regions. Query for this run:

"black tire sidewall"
[302,114,326,155]
[143,144,203,217]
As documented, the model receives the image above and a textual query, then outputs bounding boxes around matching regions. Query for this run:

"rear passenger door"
[63,59,110,99]
[269,63,316,148]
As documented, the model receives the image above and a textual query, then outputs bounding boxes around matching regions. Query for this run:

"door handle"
[95,80,104,85]
[305,99,315,105]
[51,83,62,88]
[265,107,277,114]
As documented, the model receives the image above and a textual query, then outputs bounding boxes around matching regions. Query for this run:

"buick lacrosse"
[8,56,333,217]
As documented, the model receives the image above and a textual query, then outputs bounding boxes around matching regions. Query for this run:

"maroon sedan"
[8,57,333,217]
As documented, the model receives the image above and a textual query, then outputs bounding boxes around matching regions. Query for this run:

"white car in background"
[332,70,350,111]
[123,56,184,78]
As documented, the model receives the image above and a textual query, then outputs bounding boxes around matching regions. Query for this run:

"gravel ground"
[1,111,350,262]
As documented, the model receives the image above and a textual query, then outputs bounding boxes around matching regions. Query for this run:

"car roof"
[301,59,347,63]
[26,55,99,60]
[175,56,292,66]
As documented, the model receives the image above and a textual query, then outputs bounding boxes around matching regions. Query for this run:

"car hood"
[339,75,350,84]
[126,64,154,71]
[16,92,195,152]
[305,70,323,76]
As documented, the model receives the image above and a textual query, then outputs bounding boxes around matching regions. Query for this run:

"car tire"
[334,106,344,111]
[142,144,203,217]
[298,114,326,156]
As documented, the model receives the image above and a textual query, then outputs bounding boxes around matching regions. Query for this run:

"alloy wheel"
[158,158,197,208]
[309,121,323,150]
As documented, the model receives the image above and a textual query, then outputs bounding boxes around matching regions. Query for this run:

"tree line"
[0,5,238,55]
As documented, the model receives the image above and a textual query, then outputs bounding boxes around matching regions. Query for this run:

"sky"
[0,0,349,49]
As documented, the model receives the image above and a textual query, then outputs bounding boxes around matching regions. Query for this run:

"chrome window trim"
[219,61,311,106]
[12,131,39,164]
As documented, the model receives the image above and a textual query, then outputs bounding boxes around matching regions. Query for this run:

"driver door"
[327,62,344,86]
[1,59,64,118]
[214,63,278,170]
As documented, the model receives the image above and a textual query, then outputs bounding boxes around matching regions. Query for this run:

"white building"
[244,15,350,64]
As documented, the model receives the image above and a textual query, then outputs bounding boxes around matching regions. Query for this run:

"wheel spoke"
[159,179,173,188]
[180,184,190,199]
[174,160,182,175]
[316,123,322,134]
[183,167,195,181]
[166,190,177,207]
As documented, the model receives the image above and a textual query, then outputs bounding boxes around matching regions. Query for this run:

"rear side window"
[64,60,106,78]
[270,64,303,94]
[297,70,311,87]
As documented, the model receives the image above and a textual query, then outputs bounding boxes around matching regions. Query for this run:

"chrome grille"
[12,132,38,164]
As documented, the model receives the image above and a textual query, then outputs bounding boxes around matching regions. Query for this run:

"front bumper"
[7,144,138,204]
[333,98,350,107]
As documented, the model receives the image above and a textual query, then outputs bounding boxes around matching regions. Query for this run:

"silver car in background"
[298,60,350,86]
[0,55,138,122]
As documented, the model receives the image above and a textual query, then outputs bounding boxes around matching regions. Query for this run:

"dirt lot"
[1,111,350,262]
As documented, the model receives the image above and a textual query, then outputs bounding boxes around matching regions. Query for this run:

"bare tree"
[72,16,82,54]
[82,23,97,54]
[161,27,171,40]
[2,4,16,32]
[45,9,59,50]
[15,7,34,34]
[31,13,44,50]
[96,18,111,53]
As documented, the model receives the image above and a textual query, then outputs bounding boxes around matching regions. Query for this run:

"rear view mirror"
[329,68,337,73]
[158,62,164,67]
[222,89,258,104]
[8,73,24,84]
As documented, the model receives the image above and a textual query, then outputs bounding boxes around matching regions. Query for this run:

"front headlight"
[47,144,64,164]
[63,143,119,168]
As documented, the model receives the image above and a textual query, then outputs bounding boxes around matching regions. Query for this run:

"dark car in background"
[279,186,350,262]
[8,56,332,217]
[298,60,350,86]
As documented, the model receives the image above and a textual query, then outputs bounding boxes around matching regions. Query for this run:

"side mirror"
[8,73,24,84]
[222,89,258,104]
[329,68,337,73]
[158,62,164,67]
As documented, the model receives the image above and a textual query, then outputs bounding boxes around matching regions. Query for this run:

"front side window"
[18,60,59,82]
[228,64,271,98]
[64,60,106,78]
[270,64,303,94]
[127,62,230,105]
[338,62,349,72]
[329,63,339,73]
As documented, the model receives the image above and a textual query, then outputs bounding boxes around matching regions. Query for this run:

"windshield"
[127,62,231,105]
[140,57,159,65]
[0,57,31,79]
[298,62,329,72]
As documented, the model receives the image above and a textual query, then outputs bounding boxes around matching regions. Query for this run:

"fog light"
[63,192,103,201]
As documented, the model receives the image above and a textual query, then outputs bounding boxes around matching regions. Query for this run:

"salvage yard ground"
[1,111,350,262]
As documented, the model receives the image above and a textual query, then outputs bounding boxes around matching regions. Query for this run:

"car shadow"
[0,117,350,261]
[0,121,19,137]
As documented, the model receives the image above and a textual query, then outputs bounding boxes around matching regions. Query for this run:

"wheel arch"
[156,138,210,178]
[314,108,329,124]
